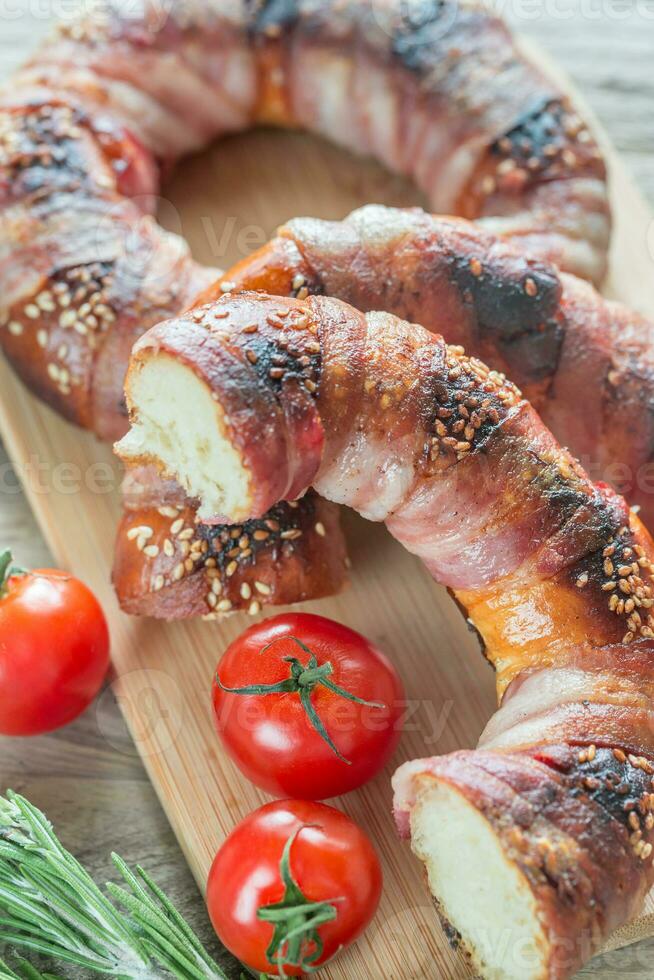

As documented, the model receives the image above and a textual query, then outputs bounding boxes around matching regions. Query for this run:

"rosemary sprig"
[0,792,233,980]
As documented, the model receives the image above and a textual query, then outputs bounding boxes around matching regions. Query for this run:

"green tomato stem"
[0,551,27,599]
[257,828,341,978]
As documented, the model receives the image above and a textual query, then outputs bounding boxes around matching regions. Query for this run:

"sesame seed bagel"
[0,0,609,441]
[116,289,654,978]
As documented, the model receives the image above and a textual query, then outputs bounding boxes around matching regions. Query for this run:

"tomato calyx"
[216,635,385,764]
[0,550,27,599]
[257,826,342,977]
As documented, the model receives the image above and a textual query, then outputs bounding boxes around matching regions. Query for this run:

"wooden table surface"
[1,3,653,978]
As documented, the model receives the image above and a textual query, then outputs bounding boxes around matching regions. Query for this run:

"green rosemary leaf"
[0,933,112,973]
[133,866,216,968]
[105,884,203,976]
[0,956,63,980]
[138,928,211,980]
[0,956,46,980]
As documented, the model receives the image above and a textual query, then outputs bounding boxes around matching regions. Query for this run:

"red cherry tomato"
[212,613,405,799]
[0,552,110,735]
[207,799,382,976]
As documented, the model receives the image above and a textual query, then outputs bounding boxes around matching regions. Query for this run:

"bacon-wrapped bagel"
[200,205,654,529]
[117,291,654,978]
[0,0,609,441]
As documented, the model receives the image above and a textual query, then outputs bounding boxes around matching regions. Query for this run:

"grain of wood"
[0,3,653,978]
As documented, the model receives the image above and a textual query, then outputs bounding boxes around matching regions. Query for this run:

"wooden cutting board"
[1,40,654,978]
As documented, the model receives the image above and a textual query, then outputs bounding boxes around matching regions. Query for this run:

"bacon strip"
[116,290,654,977]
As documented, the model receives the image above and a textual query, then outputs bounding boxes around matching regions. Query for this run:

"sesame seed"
[240,583,252,600]
[254,581,271,595]
[163,539,174,557]
[36,292,54,312]
[226,560,237,577]
[144,545,159,558]
[158,506,179,518]
[524,277,538,297]
[248,600,261,616]
[153,574,165,592]
[24,304,40,319]
[59,310,77,328]
[8,321,23,336]
[217,599,233,612]
[315,522,326,537]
